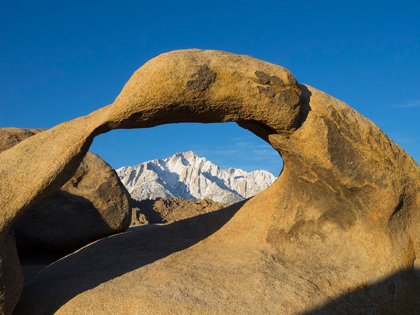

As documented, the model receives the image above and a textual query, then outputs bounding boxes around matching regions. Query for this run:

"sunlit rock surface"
[0,50,418,314]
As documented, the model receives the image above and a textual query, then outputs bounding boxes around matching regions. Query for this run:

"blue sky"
[1,1,419,176]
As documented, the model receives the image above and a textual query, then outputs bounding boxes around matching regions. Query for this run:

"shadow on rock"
[303,268,420,315]
[15,191,121,251]
[14,201,243,315]
[130,198,166,223]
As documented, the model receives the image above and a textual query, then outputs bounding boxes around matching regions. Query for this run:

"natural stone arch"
[0,49,301,234]
[1,49,419,314]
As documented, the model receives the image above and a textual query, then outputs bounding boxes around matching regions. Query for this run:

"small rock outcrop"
[0,128,132,251]
[131,197,227,225]
[0,50,419,314]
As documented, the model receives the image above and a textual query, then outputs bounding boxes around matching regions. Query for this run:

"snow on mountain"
[116,151,277,205]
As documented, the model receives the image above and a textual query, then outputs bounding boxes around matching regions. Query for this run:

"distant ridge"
[116,151,276,205]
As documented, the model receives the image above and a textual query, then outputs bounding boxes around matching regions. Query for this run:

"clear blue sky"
[1,1,419,176]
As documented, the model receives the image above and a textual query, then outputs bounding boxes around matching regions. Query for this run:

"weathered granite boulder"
[0,50,419,314]
[14,152,132,250]
[0,128,132,251]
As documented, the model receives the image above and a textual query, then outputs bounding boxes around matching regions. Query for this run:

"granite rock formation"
[130,197,227,225]
[14,152,132,250]
[0,128,132,251]
[0,50,419,314]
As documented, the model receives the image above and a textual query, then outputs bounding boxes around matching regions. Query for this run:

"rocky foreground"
[130,197,227,225]
[0,50,419,314]
[0,128,132,252]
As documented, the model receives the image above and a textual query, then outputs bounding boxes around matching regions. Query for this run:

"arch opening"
[90,122,284,225]
[90,122,283,176]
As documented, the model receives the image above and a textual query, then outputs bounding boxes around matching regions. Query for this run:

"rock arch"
[1,49,419,314]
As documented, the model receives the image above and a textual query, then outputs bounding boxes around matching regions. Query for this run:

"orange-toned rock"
[0,50,418,314]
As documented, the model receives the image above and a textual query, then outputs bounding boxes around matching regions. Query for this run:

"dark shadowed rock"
[0,128,131,250]
[14,152,131,250]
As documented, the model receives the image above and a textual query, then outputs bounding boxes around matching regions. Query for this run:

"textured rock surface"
[15,152,132,250]
[0,128,132,314]
[117,150,276,205]
[0,50,419,314]
[0,128,45,152]
[131,197,227,225]
[0,128,132,250]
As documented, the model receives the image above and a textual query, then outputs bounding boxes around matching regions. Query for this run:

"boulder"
[0,128,132,251]
[0,50,419,314]
[14,152,132,251]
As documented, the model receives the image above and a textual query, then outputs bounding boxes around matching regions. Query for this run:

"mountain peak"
[181,150,196,158]
[117,152,276,205]
[172,150,196,157]
[178,150,199,161]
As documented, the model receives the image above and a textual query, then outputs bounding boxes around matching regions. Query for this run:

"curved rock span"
[0,49,419,314]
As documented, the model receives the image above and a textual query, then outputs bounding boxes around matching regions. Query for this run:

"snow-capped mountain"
[116,151,276,205]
